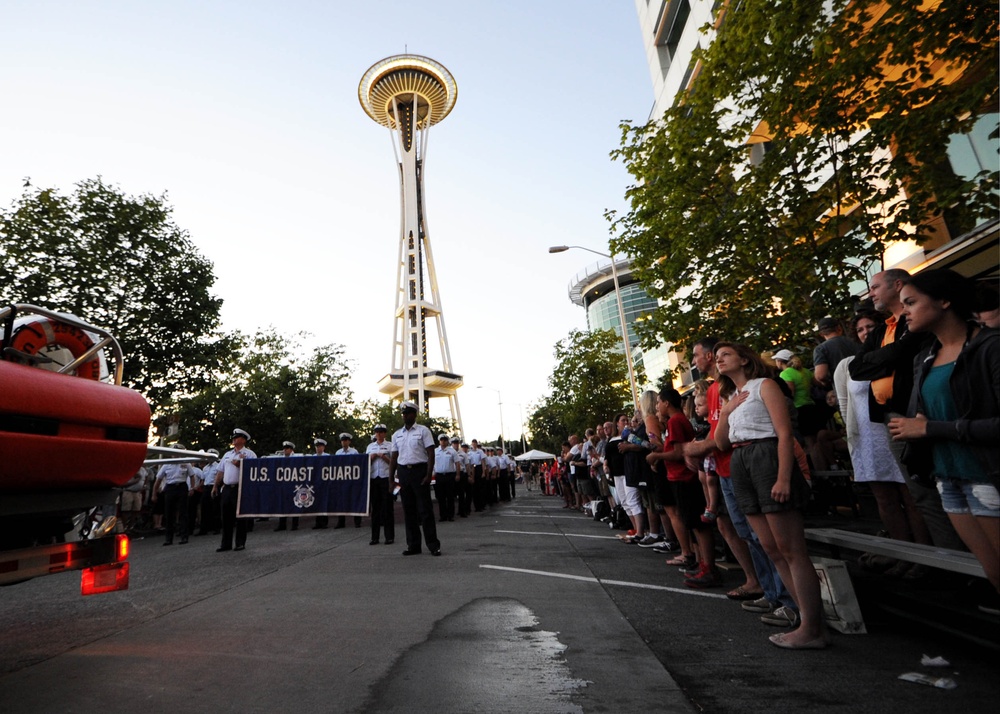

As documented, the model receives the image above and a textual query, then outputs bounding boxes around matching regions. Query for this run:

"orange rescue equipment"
[0,361,150,491]
[7,316,102,380]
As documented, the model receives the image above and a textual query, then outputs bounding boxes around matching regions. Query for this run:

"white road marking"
[502,514,592,520]
[495,529,619,540]
[480,565,729,600]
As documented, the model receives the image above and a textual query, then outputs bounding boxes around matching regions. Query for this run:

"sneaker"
[742,597,775,613]
[760,605,800,627]
[678,556,700,575]
[651,540,679,554]
[685,566,723,589]
[637,534,664,548]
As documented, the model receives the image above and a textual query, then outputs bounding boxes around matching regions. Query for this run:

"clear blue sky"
[0,0,654,442]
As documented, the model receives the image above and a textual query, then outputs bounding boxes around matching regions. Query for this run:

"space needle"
[359,54,463,432]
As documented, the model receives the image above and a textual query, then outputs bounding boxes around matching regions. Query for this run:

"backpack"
[609,505,630,530]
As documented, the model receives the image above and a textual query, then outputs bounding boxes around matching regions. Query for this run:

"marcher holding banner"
[335,433,363,529]
[312,438,330,529]
[390,402,441,556]
[214,428,256,552]
[367,425,395,545]
[275,441,300,532]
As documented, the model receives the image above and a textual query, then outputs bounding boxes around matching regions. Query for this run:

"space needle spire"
[359,54,463,432]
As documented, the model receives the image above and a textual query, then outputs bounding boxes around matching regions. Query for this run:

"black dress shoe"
[234,545,245,551]
[402,549,421,556]
[431,549,442,556]
[312,525,328,530]
[385,539,394,545]
[333,524,346,530]
[216,547,232,552]
[162,541,173,546]
[274,525,287,531]
[369,540,379,545]
[179,537,189,544]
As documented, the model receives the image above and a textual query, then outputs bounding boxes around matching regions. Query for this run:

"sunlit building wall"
[634,1,998,286]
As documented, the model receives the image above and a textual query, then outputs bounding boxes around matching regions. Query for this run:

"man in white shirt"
[454,438,471,517]
[497,448,511,502]
[468,439,486,512]
[485,447,499,506]
[195,448,221,536]
[153,444,199,546]
[275,441,300,532]
[389,401,440,556]
[213,429,256,552]
[335,433,362,529]
[312,438,332,529]
[433,434,459,523]
[366,425,394,545]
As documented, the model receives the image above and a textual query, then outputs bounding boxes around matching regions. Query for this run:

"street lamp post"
[515,403,528,453]
[548,245,640,408]
[476,386,506,452]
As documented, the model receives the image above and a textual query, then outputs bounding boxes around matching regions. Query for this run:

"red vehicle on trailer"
[0,304,149,595]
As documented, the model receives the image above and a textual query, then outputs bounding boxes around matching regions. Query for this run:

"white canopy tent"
[515,449,556,462]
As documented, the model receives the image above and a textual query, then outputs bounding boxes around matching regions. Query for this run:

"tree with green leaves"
[0,177,227,410]
[171,329,356,454]
[527,328,638,453]
[171,329,459,454]
[609,0,998,358]
[350,398,457,447]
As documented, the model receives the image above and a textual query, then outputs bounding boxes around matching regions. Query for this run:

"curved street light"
[548,244,640,408]
[475,385,506,451]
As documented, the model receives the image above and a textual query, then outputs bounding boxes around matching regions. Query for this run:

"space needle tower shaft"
[359,55,463,433]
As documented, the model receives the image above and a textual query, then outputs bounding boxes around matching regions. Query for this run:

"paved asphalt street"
[1,488,997,713]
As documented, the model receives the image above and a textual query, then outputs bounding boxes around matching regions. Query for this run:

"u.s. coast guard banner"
[237,455,369,517]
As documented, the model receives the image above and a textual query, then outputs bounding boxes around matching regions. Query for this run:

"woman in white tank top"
[713,342,827,650]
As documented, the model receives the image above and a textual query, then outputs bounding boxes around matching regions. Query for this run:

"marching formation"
[130,402,523,560]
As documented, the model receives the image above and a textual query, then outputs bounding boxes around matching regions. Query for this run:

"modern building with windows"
[566,258,674,390]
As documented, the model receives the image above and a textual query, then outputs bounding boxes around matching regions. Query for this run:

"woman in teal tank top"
[888,269,1000,606]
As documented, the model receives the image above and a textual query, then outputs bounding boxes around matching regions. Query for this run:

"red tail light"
[115,534,130,562]
[81,562,129,595]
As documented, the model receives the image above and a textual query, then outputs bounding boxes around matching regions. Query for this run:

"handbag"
[899,439,935,488]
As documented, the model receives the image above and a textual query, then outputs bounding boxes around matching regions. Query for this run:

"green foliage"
[527,329,635,452]
[608,0,998,357]
[0,178,227,411]
[171,329,355,454]
[171,330,458,455]
[350,399,457,445]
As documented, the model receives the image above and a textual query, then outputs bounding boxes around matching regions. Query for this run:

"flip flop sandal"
[727,586,765,601]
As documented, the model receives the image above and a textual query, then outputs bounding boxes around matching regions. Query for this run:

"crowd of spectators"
[533,269,998,649]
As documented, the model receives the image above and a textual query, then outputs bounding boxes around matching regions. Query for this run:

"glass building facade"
[585,282,658,347]
[567,258,680,389]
